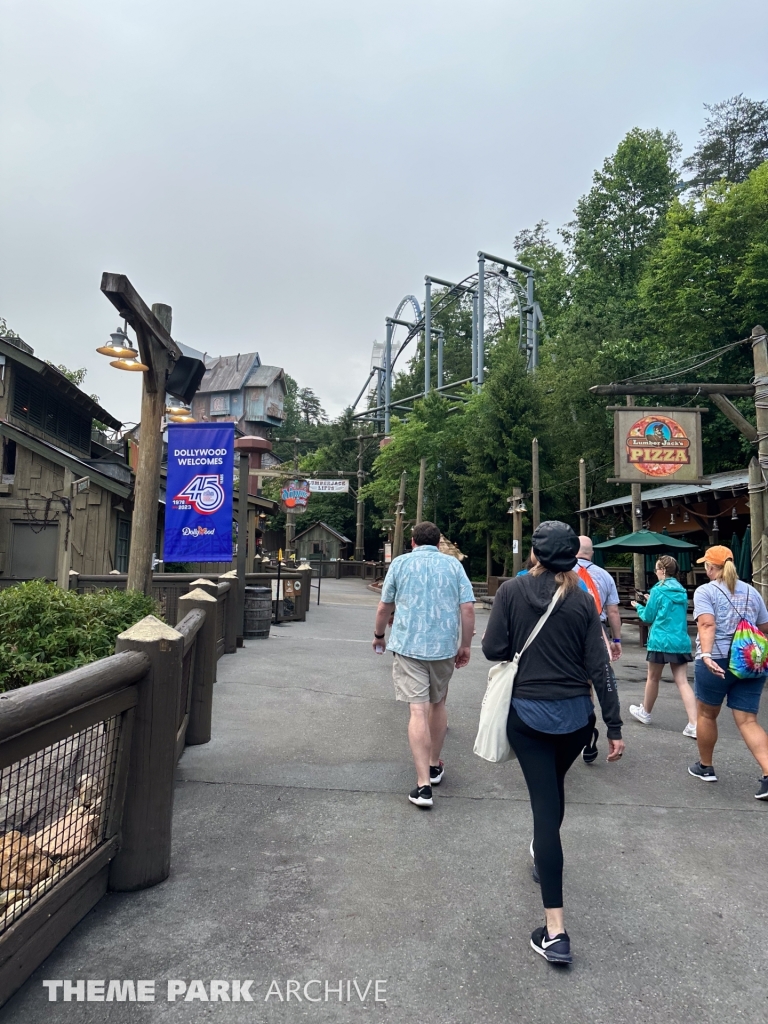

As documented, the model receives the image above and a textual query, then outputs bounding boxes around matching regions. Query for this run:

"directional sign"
[308,479,349,493]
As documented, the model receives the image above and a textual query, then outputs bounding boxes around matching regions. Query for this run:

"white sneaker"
[629,703,652,725]
[683,722,697,739]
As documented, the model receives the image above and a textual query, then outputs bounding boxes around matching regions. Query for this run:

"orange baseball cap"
[696,545,734,566]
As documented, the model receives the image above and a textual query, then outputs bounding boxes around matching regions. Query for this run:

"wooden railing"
[0,573,239,1007]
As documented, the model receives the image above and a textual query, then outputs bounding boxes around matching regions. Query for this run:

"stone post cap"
[179,588,217,603]
[118,615,183,642]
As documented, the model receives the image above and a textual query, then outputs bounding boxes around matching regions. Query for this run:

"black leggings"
[507,705,596,908]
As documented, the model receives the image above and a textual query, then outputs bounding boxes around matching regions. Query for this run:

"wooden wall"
[0,445,117,578]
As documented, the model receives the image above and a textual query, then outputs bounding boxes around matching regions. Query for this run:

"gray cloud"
[1,0,766,422]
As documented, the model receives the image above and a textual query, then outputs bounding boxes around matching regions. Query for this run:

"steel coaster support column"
[424,279,432,395]
[376,367,384,433]
[527,270,537,369]
[384,319,393,434]
[471,291,478,390]
[477,254,485,385]
[437,330,444,390]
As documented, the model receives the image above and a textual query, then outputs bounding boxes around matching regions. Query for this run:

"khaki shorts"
[392,654,455,704]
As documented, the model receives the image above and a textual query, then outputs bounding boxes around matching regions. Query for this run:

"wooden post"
[110,615,184,891]
[236,452,248,645]
[752,326,768,597]
[56,467,74,589]
[126,304,173,596]
[247,508,257,573]
[416,458,426,525]
[219,569,239,653]
[512,485,523,575]
[626,396,645,595]
[392,470,407,556]
[532,440,540,530]
[749,457,764,593]
[486,532,492,582]
[355,435,366,561]
[578,458,587,537]
[178,589,218,745]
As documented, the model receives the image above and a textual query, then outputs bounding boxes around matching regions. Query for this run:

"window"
[115,519,131,573]
[313,542,322,554]
[12,371,92,453]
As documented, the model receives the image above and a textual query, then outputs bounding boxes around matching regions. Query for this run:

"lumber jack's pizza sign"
[611,407,707,484]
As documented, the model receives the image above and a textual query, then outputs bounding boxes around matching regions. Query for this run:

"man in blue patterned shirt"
[372,521,475,808]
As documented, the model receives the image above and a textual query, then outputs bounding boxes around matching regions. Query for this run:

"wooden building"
[190,352,286,439]
[0,335,130,584]
[294,521,352,562]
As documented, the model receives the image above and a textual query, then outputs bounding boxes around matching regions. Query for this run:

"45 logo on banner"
[174,474,226,515]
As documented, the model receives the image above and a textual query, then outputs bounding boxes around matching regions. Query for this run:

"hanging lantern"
[683,509,690,523]
[731,506,739,520]
[96,326,136,359]
[669,513,676,525]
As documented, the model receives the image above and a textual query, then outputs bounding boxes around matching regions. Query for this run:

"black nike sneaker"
[408,785,433,808]
[582,727,599,765]
[530,925,572,964]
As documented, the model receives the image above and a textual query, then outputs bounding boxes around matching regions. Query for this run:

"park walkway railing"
[0,573,242,1007]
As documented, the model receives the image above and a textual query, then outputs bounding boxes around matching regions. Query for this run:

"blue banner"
[164,422,235,562]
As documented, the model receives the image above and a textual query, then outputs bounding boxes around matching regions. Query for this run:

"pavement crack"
[175,777,768,812]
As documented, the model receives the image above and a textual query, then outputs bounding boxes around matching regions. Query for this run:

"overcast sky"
[1,0,766,425]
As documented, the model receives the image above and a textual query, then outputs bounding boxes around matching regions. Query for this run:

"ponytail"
[721,559,739,593]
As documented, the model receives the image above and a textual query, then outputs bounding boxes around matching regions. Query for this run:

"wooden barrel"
[244,586,272,638]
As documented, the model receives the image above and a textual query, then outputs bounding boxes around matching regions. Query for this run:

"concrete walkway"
[5,579,768,1022]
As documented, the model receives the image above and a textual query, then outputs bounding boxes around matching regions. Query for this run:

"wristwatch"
[374,632,385,639]
[611,638,622,644]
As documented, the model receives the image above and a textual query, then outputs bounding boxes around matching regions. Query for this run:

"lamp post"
[99,273,204,596]
[508,487,527,575]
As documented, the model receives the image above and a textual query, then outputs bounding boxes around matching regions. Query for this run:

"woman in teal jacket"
[629,555,697,737]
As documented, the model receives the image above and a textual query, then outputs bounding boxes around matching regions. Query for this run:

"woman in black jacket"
[482,521,624,965]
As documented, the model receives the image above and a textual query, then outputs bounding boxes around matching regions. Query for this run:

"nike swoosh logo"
[541,937,563,948]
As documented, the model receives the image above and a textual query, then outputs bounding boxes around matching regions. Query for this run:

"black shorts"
[646,651,693,665]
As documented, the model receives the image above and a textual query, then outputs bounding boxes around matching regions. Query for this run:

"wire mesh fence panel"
[0,716,121,935]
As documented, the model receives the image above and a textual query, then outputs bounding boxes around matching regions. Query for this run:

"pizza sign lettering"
[612,407,706,484]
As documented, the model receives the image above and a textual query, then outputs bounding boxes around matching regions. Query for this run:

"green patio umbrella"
[739,527,752,581]
[730,533,742,572]
[594,529,698,555]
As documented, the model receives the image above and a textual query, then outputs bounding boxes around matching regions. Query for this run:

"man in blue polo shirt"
[372,521,475,808]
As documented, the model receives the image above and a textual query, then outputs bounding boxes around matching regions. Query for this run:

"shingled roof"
[198,353,260,393]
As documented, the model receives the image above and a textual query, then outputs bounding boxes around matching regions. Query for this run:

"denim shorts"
[694,657,766,714]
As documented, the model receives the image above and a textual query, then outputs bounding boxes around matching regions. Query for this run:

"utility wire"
[619,337,749,385]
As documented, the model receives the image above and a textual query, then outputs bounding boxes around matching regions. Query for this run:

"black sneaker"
[408,785,433,808]
[430,760,445,786]
[688,761,717,782]
[582,727,599,765]
[530,926,572,964]
[755,776,768,800]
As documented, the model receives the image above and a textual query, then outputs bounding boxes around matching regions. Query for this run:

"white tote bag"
[473,587,563,763]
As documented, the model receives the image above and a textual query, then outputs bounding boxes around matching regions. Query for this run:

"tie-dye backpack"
[715,584,768,678]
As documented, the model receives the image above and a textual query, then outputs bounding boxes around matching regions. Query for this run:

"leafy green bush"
[0,581,158,691]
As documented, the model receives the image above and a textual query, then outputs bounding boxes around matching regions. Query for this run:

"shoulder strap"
[576,565,603,614]
[712,582,747,617]
[517,586,564,659]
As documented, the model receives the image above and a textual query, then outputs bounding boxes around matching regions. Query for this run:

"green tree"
[0,317,19,339]
[297,387,328,426]
[458,331,542,570]
[640,161,768,472]
[683,94,768,192]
